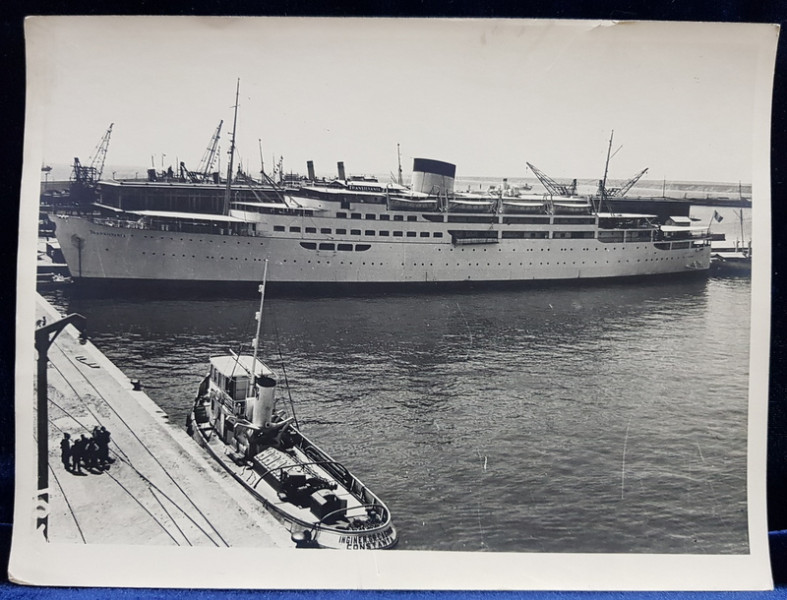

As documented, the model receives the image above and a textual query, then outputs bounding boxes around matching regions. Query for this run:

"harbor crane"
[526,162,577,197]
[90,122,113,181]
[197,120,223,181]
[601,167,649,198]
[70,123,113,208]
[71,123,114,184]
[595,130,649,212]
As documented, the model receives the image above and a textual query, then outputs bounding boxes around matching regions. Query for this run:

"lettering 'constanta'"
[338,526,394,549]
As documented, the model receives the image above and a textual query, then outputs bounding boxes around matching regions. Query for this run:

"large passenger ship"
[50,157,711,289]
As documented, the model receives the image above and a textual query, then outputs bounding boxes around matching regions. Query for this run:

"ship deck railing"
[310,502,392,534]
[83,213,262,238]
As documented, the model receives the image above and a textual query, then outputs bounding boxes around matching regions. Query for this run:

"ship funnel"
[337,161,346,181]
[250,375,277,428]
[307,161,315,181]
[411,158,456,196]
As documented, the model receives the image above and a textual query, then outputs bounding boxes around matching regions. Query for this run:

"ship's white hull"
[52,214,710,285]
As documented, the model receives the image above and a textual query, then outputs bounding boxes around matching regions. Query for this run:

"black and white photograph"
[10,17,777,590]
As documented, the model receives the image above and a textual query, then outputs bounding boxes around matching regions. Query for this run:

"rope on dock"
[102,469,183,546]
[149,487,193,547]
[108,453,223,547]
[88,388,231,547]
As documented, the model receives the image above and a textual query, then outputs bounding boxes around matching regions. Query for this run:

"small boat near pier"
[186,264,397,549]
[710,249,752,275]
[710,209,752,276]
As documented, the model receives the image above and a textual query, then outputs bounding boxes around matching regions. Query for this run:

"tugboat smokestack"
[337,161,346,181]
[307,161,315,181]
[250,375,276,428]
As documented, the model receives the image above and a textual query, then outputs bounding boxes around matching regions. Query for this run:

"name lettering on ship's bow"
[89,229,127,238]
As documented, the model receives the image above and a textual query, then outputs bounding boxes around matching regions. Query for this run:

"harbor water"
[41,268,752,554]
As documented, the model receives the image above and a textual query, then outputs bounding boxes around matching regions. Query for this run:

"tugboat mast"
[251,259,269,378]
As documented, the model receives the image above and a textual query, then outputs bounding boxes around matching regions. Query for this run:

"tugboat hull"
[187,381,397,550]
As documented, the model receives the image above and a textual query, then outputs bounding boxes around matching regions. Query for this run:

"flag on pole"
[713,210,723,223]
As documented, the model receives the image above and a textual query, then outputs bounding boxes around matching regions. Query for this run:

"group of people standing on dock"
[60,426,114,474]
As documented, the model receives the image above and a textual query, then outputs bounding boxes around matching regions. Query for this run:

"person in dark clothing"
[96,426,113,465]
[84,436,98,469]
[60,433,71,471]
[92,426,103,466]
[71,435,86,473]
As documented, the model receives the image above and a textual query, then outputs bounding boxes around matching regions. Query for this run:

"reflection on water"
[43,275,751,553]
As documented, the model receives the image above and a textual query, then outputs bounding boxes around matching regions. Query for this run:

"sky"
[25,17,777,184]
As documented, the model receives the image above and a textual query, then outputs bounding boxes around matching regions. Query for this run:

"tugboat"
[710,247,752,275]
[710,209,752,276]
[187,262,397,550]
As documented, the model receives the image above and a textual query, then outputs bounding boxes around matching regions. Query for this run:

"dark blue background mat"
[1,1,785,597]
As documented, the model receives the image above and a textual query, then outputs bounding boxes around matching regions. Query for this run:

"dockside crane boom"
[264,138,267,179]
[197,120,223,181]
[70,123,112,208]
[71,123,113,188]
[88,123,113,181]
[604,167,649,197]
[525,162,577,197]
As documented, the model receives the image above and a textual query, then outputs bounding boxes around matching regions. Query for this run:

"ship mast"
[251,259,269,381]
[397,143,403,186]
[223,79,240,216]
[598,130,614,214]
[738,208,746,253]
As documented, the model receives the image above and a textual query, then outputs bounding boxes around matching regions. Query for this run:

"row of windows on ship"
[136,219,663,243]
[271,225,656,241]
[294,212,606,225]
[239,205,627,225]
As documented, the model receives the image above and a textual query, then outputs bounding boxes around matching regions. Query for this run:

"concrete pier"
[35,294,292,548]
